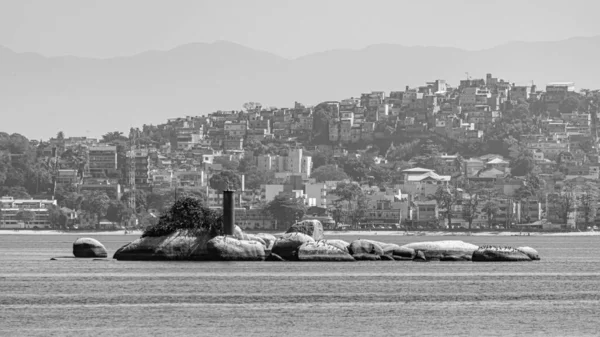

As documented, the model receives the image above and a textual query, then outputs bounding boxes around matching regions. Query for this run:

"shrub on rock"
[272,232,315,260]
[285,220,324,240]
[297,241,355,262]
[207,236,266,261]
[73,238,107,258]
[472,246,532,262]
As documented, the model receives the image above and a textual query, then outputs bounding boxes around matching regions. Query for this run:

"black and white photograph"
[1,1,600,336]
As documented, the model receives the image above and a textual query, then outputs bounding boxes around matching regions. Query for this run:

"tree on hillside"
[209,171,242,191]
[265,193,306,229]
[310,164,348,182]
[559,96,580,114]
[213,157,239,171]
[102,131,128,143]
[429,186,458,228]
[242,102,262,111]
[461,185,480,230]
[576,184,599,230]
[120,189,148,212]
[16,210,35,223]
[481,200,500,228]
[81,191,111,221]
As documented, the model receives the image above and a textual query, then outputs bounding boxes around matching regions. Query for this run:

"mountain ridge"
[1,36,600,139]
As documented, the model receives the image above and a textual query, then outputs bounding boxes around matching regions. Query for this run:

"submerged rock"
[516,246,540,260]
[285,220,324,240]
[73,238,108,258]
[297,241,355,262]
[348,239,384,256]
[472,246,532,262]
[271,232,315,260]
[401,240,478,261]
[113,230,214,261]
[206,236,266,261]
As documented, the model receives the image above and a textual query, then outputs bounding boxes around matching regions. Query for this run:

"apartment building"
[88,145,117,178]
[0,196,57,229]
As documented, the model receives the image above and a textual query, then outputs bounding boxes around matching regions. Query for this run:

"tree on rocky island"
[265,193,306,229]
[142,197,222,237]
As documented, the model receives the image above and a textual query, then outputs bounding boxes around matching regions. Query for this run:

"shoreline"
[1,229,599,236]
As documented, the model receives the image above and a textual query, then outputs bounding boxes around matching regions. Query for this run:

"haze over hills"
[1,36,600,139]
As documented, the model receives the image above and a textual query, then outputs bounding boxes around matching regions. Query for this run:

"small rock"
[266,253,285,261]
[73,238,108,258]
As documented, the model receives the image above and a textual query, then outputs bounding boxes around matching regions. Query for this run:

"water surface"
[1,234,598,336]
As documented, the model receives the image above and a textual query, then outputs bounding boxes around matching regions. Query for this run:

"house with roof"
[399,168,451,200]
[485,157,510,173]
[467,167,505,183]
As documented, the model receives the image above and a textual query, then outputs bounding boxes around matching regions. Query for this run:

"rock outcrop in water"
[472,246,532,262]
[73,238,108,258]
[285,220,324,240]
[400,240,478,261]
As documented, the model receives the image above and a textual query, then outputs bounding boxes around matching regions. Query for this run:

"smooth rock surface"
[472,246,532,262]
[401,240,478,261]
[319,239,350,253]
[255,233,277,250]
[206,236,266,261]
[73,238,108,258]
[271,232,315,260]
[348,239,384,256]
[285,220,324,240]
[113,231,214,260]
[297,241,355,262]
[516,246,541,260]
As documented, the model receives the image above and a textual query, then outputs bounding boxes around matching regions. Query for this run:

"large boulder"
[298,241,355,262]
[472,246,532,262]
[401,240,478,261]
[113,230,214,260]
[348,239,384,256]
[73,238,107,258]
[516,246,540,260]
[271,232,315,260]
[206,236,266,261]
[285,220,324,240]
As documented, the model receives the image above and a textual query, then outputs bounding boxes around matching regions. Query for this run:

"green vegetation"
[142,197,222,237]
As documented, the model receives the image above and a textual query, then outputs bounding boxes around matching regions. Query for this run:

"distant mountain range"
[2,36,600,139]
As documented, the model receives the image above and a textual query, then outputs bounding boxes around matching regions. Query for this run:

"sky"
[1,0,599,58]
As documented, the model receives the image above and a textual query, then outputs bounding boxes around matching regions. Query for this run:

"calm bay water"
[1,234,599,337]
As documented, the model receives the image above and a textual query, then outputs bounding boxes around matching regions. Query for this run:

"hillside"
[1,36,600,138]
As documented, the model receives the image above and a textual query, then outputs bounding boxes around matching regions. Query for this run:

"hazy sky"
[1,0,600,59]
